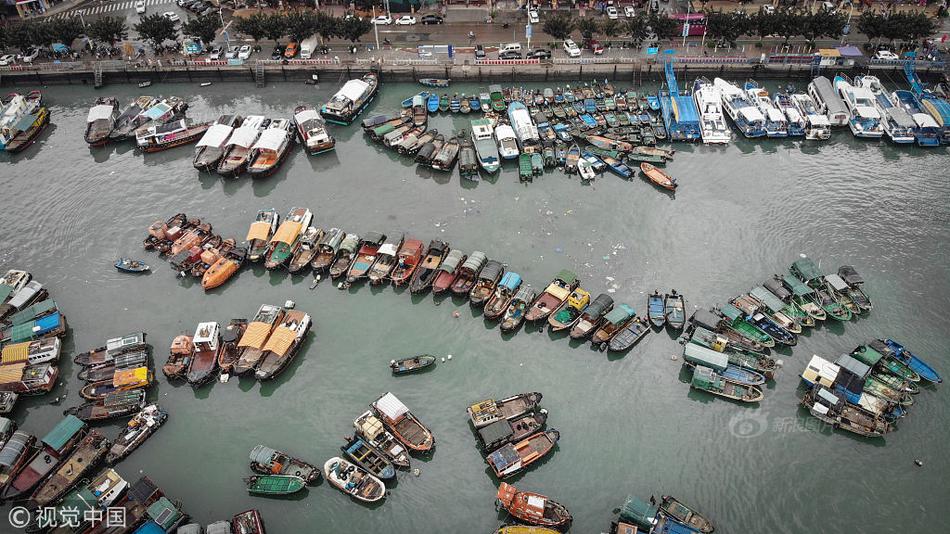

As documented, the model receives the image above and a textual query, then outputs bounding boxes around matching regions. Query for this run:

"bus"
[669,13,707,37]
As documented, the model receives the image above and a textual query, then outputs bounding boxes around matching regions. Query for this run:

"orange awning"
[270,221,302,245]
[262,326,295,356]
[238,322,271,349]
[1,342,30,364]
[246,221,271,241]
[0,363,26,383]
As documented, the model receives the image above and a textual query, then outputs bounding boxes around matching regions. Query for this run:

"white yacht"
[494,123,519,160]
[713,78,766,138]
[691,78,731,144]
[744,81,788,137]
[790,93,831,140]
[506,101,540,152]
[773,92,806,137]
[854,76,915,144]
[833,75,884,138]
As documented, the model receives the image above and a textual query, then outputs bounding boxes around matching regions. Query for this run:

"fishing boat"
[76,350,146,383]
[0,415,86,501]
[328,233,361,279]
[65,389,146,422]
[412,94,427,127]
[432,249,466,294]
[217,115,266,176]
[459,135,479,181]
[518,153,534,182]
[790,92,832,140]
[427,93,440,113]
[892,90,942,146]
[85,97,119,146]
[193,114,241,171]
[691,78,731,144]
[470,118,501,173]
[744,81,788,137]
[486,429,559,479]
[341,436,396,480]
[372,392,434,453]
[79,366,152,400]
[605,311,649,352]
[683,343,766,386]
[477,410,547,454]
[439,93,450,112]
[718,304,776,347]
[162,335,192,380]
[547,288,590,332]
[353,410,411,469]
[265,207,312,270]
[390,238,425,287]
[836,265,872,312]
[431,135,460,170]
[293,105,335,155]
[213,318,248,374]
[107,96,155,142]
[664,290,686,329]
[496,483,572,529]
[287,227,323,274]
[450,251,487,296]
[321,73,379,125]
[254,310,311,380]
[461,95,472,114]
[310,227,344,273]
[390,354,437,375]
[779,274,826,321]
[508,101,541,153]
[232,304,284,376]
[824,274,860,316]
[713,78,766,138]
[480,91,492,112]
[690,366,764,403]
[570,293,613,339]
[419,78,450,88]
[855,343,920,383]
[186,322,221,387]
[639,163,677,191]
[0,430,34,485]
[248,119,294,177]
[113,258,150,274]
[647,291,666,327]
[323,457,386,502]
[409,240,449,294]
[878,339,941,384]
[484,272,522,321]
[495,123,520,160]
[346,232,387,285]
[801,385,888,438]
[73,332,147,367]
[232,510,265,534]
[468,259,504,306]
[366,234,403,284]
[105,404,167,465]
[243,209,279,264]
[415,132,443,164]
[249,445,321,484]
[450,94,461,113]
[689,326,777,378]
[577,159,596,182]
[834,74,884,138]
[525,270,579,324]
[747,287,804,333]
[245,474,305,496]
[468,392,543,429]
[489,85,506,112]
[29,429,110,507]
[501,286,536,333]
[659,495,715,533]
[134,117,211,153]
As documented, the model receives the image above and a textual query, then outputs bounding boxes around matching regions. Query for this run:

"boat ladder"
[94,62,104,88]
[254,61,265,88]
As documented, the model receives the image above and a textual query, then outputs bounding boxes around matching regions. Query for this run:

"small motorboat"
[647,290,666,327]
[323,456,386,502]
[419,78,450,88]
[114,258,150,273]
[640,162,677,191]
[244,474,306,496]
[496,482,572,529]
[664,290,686,330]
[390,355,437,375]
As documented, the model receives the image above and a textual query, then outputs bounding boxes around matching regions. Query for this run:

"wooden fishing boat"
[468,392,543,429]
[29,429,110,507]
[683,344,766,386]
[231,509,265,534]
[690,366,764,403]
[501,286,536,333]
[431,248,467,295]
[329,233,361,280]
[749,286,808,331]
[416,133,444,164]
[547,288,590,332]
[601,154,633,178]
[265,207,313,270]
[74,332,147,367]
[105,403,167,465]
[468,259,504,305]
[659,495,715,533]
[689,326,777,378]
[496,526,559,534]
[372,392,434,453]
[323,457,386,502]
[409,240,449,294]
[431,135,460,170]
[857,342,921,382]
[0,430,34,489]
[232,304,284,376]
[718,304,776,348]
[439,93,450,112]
[801,385,888,438]
[245,474,305,496]
[837,265,872,312]
[244,209,279,264]
[518,153,534,182]
[114,258,150,273]
[824,274,860,315]
[402,129,436,155]
[213,318,248,373]
[664,290,686,329]
[162,335,192,379]
[570,292,613,339]
[411,94,427,127]
[310,227,344,273]
[248,118,295,177]
[484,272,522,320]
[85,97,119,146]
[353,410,411,469]
[186,322,221,387]
[249,444,321,485]
[646,290,665,327]
[496,483,572,529]
[460,94,471,114]
[193,114,242,171]
[391,354,437,375]
[136,119,212,153]
[640,162,677,191]
[79,366,152,400]
[459,134,479,181]
[607,313,650,353]
[254,310,311,380]
[368,234,404,285]
[731,296,797,345]
[293,105,335,155]
[346,232,387,285]
[477,410,547,454]
[77,350,147,383]
[341,436,396,480]
[525,270,580,324]
[391,238,425,286]
[287,227,323,274]
[217,115,267,176]
[321,72,378,125]
[0,415,86,501]
[778,274,826,321]
[486,429,559,479]
[419,78,450,88]
[588,303,636,348]
[5,104,50,154]
[451,250,487,296]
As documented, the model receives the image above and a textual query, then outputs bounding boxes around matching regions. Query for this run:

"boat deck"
[394,417,429,446]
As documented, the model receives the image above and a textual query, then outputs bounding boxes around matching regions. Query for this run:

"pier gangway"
[658,60,701,142]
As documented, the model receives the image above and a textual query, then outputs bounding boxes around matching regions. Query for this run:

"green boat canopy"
[619,496,659,529]
[683,343,729,372]
[719,304,743,322]
[791,258,822,282]
[8,299,57,326]
[691,366,724,390]
[603,304,635,325]
[42,415,85,451]
[851,345,883,366]
[783,275,815,297]
[147,496,184,530]
[555,270,577,285]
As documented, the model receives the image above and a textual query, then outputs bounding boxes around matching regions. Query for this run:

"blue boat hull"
[885,339,942,383]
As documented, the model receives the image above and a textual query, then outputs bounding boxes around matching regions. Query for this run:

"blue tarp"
[499,272,521,290]
[35,312,62,334]
[133,521,165,534]
[51,43,69,53]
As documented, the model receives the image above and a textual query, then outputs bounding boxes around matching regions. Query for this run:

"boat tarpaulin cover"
[0,431,31,467]
[196,123,233,148]
[114,367,150,387]
[555,270,577,285]
[227,126,259,148]
[147,496,182,529]
[480,260,503,280]
[337,79,371,103]
[0,343,30,364]
[0,363,26,383]
[462,251,487,271]
[252,128,287,152]
[499,272,521,291]
[605,304,636,325]
[835,354,871,379]
[87,104,115,123]
[294,109,321,124]
[851,345,883,366]
[683,343,729,372]
[262,326,295,356]
[374,392,409,420]
[477,420,512,446]
[378,243,398,256]
[42,415,85,451]
[619,496,659,528]
[246,221,271,242]
[238,322,271,349]
[249,445,277,464]
[825,274,849,292]
[803,355,839,387]
[0,418,11,434]
[271,221,302,245]
[487,444,520,471]
[8,299,56,326]
[358,413,384,439]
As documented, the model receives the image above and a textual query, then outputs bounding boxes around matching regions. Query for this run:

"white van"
[500,43,522,54]
[299,35,320,59]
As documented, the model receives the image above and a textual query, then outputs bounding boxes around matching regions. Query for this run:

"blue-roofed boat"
[469,95,481,113]
[919,92,950,145]
[891,90,941,146]
[427,93,440,113]
[647,290,665,327]
[601,154,632,179]
[401,91,429,108]
[882,339,942,384]
[584,98,597,114]
[646,94,660,110]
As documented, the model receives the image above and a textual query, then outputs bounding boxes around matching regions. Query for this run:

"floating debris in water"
[413,468,421,476]
[914,459,923,467]
[671,355,678,361]
[452,310,460,318]
[285,300,295,309]
[447,354,452,360]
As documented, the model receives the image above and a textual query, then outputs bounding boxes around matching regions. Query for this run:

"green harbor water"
[1,80,949,533]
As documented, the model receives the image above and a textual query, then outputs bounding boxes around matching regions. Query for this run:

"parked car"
[271,45,285,60]
[395,15,416,25]
[475,44,486,59]
[499,50,523,60]
[284,42,298,59]
[563,39,581,58]
[208,46,223,60]
[135,0,146,14]
[526,48,551,60]
[624,6,635,17]
[589,40,605,55]
[874,50,899,61]
[528,9,540,24]
[226,48,239,60]
[199,6,217,16]
[237,45,252,60]
[372,15,393,25]
[163,11,180,22]
[18,47,40,63]
[606,6,619,19]
[0,54,16,66]
[420,14,444,24]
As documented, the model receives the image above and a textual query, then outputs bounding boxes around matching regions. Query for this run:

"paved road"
[51,0,177,19]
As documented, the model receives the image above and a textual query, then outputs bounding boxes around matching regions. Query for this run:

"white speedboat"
[790,93,831,140]
[773,92,806,137]
[744,81,787,137]
[854,76,915,144]
[833,75,884,138]
[691,78,731,144]
[713,78,766,138]
[494,123,520,160]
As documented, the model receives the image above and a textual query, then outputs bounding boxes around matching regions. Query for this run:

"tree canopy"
[541,13,575,42]
[133,13,179,49]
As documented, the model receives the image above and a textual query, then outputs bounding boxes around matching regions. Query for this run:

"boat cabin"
[801,355,840,388]
[193,322,220,353]
[146,496,186,531]
[0,362,58,393]
[374,392,410,425]
[6,298,57,326]
[682,343,729,372]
